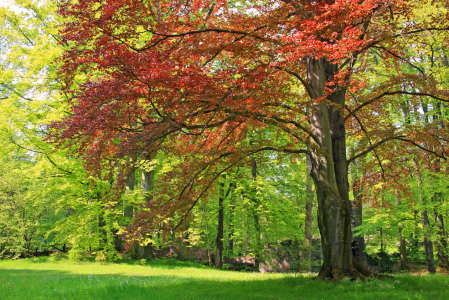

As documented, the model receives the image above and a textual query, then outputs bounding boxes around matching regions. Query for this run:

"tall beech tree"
[53,0,449,280]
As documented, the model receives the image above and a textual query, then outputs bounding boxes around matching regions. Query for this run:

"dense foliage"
[1,0,449,282]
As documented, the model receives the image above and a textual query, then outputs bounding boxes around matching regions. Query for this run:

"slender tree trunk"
[228,182,236,257]
[350,160,367,267]
[422,210,436,273]
[177,222,190,261]
[431,105,448,269]
[114,170,136,252]
[398,227,410,270]
[307,57,371,281]
[201,202,213,267]
[215,176,225,268]
[303,155,314,273]
[251,159,261,271]
[97,192,108,250]
[138,164,155,259]
[124,171,136,218]
[434,207,449,269]
[414,161,436,273]
[395,198,410,270]
[351,185,367,266]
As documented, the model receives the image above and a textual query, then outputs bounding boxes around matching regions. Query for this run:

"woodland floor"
[391,261,449,276]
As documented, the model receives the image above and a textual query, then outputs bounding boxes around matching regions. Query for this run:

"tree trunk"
[97,192,108,250]
[307,57,371,281]
[124,171,136,218]
[398,227,410,270]
[422,210,436,273]
[114,170,136,252]
[351,161,367,267]
[395,198,410,270]
[215,176,225,268]
[177,224,190,260]
[414,162,436,273]
[228,182,236,257]
[434,208,449,269]
[303,156,314,273]
[137,165,155,259]
[251,159,261,271]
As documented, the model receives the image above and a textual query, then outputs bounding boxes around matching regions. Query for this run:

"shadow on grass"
[122,257,212,270]
[27,255,213,271]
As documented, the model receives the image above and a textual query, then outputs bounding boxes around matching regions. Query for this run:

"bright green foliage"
[0,1,122,259]
[187,151,318,268]
[0,160,54,257]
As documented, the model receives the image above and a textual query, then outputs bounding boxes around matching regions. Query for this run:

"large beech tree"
[53,0,449,280]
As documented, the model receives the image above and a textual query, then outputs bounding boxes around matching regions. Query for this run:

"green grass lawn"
[1,257,448,300]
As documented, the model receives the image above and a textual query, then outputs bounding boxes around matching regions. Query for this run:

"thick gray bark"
[306,57,370,281]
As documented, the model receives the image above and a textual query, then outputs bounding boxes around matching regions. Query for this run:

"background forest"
[1,0,449,279]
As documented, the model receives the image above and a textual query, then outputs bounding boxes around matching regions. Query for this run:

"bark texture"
[307,57,371,281]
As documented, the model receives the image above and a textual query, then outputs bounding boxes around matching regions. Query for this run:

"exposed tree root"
[313,258,393,282]
[353,258,393,279]
[314,266,331,281]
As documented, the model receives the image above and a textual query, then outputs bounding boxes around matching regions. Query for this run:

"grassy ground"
[1,257,449,300]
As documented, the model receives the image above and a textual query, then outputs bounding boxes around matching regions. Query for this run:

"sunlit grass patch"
[1,258,448,299]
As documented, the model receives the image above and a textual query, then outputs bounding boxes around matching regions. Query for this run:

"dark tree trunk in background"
[302,155,314,273]
[304,197,313,273]
[422,210,436,273]
[252,159,261,271]
[124,171,136,218]
[228,182,236,257]
[137,163,155,259]
[215,177,225,268]
[414,161,436,273]
[177,223,190,260]
[398,227,410,270]
[114,170,136,252]
[97,192,108,250]
[396,197,410,270]
[434,208,449,269]
[351,161,367,267]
